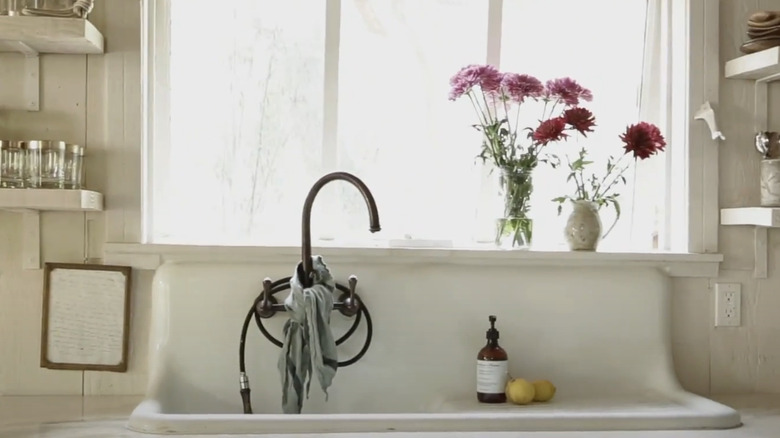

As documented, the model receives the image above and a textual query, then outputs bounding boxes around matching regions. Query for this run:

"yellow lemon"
[532,380,556,402]
[505,378,535,405]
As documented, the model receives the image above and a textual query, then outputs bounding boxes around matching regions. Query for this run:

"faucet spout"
[301,171,381,287]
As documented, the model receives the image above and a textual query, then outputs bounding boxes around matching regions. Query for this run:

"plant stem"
[502,96,512,143]
[595,154,631,199]
[467,91,489,127]
[575,167,588,199]
[481,90,494,125]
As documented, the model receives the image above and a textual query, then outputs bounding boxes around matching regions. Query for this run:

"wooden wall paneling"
[84,0,148,395]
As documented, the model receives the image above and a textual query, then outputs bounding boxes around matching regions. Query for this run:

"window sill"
[102,243,722,278]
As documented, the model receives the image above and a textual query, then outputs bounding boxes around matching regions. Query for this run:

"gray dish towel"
[277,255,338,414]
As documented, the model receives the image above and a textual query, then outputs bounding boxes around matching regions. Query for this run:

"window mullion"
[472,0,504,246]
[322,0,341,172]
[486,0,503,67]
[316,0,343,243]
[143,0,172,244]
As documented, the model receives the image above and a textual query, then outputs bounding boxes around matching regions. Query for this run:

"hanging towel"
[277,255,338,414]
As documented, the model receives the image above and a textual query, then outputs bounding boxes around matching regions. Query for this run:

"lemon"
[532,380,556,402]
[505,378,535,405]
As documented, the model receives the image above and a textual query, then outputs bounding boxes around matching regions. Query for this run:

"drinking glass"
[1,140,25,188]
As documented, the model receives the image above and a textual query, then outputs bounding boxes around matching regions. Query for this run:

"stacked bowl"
[742,11,780,54]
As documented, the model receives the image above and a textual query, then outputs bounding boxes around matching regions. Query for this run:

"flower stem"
[595,154,630,199]
[467,91,489,127]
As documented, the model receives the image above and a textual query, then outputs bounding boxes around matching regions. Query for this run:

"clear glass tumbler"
[63,143,85,189]
[1,140,25,188]
[5,0,23,15]
[21,140,42,188]
[37,140,67,189]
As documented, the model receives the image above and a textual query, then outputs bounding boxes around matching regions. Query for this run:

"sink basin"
[129,391,740,435]
[128,261,741,434]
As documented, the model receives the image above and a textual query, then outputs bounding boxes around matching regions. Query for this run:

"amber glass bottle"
[476,315,508,403]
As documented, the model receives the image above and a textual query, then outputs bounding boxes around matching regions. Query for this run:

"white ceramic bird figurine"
[694,101,726,141]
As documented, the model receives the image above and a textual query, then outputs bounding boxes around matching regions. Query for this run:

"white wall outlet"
[715,283,741,327]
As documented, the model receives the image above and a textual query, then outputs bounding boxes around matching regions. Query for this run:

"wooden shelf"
[0,16,103,55]
[721,207,780,227]
[0,189,103,270]
[0,16,104,111]
[726,50,780,277]
[720,207,780,279]
[0,188,102,212]
[725,47,780,81]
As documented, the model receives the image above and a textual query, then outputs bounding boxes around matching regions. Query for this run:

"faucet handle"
[256,277,277,318]
[338,274,360,317]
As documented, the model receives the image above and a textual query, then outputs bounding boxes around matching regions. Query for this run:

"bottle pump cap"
[486,315,499,341]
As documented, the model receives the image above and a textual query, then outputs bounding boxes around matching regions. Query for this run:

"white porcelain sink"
[127,261,741,434]
[129,392,740,435]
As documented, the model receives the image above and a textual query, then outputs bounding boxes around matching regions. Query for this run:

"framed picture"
[40,263,132,372]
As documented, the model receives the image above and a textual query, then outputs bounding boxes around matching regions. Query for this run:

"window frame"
[106,0,720,262]
[672,0,720,255]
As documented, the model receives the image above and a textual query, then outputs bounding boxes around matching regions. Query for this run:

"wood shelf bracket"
[21,210,40,270]
[5,42,40,111]
[24,53,40,112]
[755,226,768,279]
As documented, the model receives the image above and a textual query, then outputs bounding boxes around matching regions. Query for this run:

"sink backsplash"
[144,261,678,414]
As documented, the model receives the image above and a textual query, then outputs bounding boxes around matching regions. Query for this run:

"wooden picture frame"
[40,262,132,372]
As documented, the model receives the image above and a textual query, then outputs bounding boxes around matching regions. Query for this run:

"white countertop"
[1,394,780,437]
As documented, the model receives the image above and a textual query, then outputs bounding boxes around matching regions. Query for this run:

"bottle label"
[476,359,508,394]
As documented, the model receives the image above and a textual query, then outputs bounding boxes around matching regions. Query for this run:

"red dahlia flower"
[620,122,667,159]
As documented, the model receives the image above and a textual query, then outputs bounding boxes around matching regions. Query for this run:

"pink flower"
[544,77,593,106]
[448,64,503,100]
[563,107,596,136]
[533,117,569,146]
[620,122,667,159]
[500,73,544,103]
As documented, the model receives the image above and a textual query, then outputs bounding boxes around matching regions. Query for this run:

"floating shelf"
[720,207,780,279]
[724,51,780,276]
[0,16,104,55]
[0,16,104,111]
[0,189,103,270]
[725,47,780,81]
[721,207,780,227]
[0,188,102,212]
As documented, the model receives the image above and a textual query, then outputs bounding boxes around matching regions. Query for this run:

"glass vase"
[495,167,534,249]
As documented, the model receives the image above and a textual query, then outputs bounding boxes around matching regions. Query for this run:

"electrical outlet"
[715,283,741,327]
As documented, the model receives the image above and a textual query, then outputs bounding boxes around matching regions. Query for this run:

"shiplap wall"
[1,0,780,396]
[0,0,150,395]
[668,0,780,395]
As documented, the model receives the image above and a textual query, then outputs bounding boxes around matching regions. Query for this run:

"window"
[142,0,716,253]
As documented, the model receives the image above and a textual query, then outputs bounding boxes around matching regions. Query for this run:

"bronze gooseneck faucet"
[300,171,381,288]
[240,171,379,414]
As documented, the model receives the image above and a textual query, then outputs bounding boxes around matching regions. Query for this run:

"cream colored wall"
[0,0,150,395]
[671,0,780,396]
[0,0,777,397]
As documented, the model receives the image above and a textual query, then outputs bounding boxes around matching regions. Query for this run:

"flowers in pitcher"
[552,121,667,237]
[448,64,595,248]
